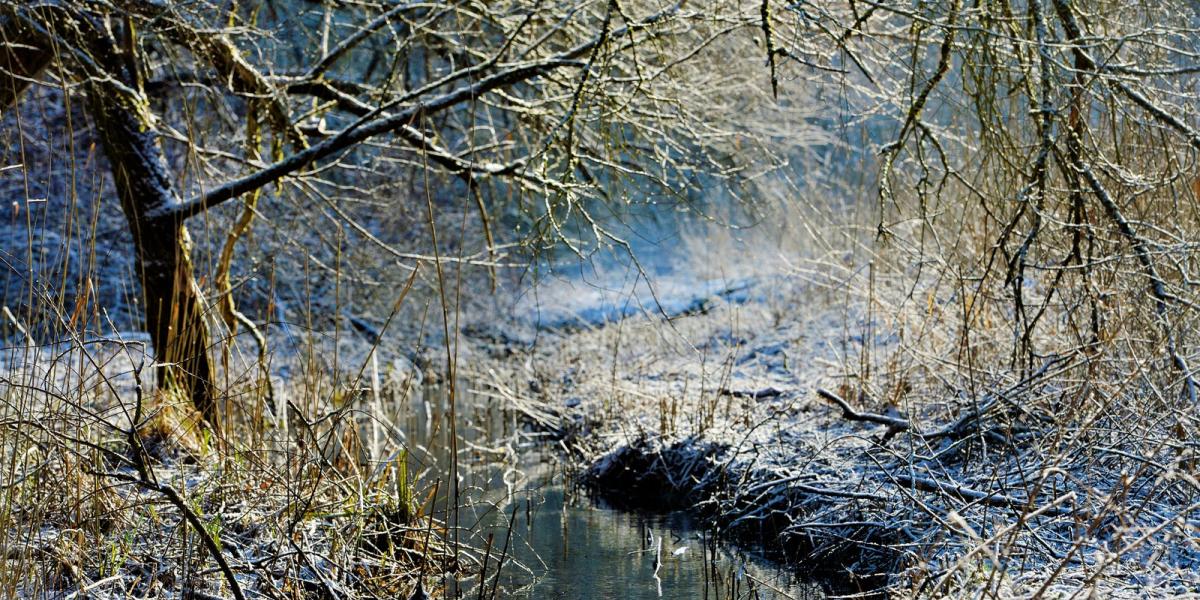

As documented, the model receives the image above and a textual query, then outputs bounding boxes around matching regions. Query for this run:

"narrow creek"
[390,383,824,599]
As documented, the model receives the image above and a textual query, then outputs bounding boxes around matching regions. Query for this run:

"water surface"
[393,383,821,599]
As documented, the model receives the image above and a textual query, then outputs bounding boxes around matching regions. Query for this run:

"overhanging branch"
[159,58,584,221]
[160,1,687,222]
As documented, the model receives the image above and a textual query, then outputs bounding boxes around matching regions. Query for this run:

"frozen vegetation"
[5,0,1200,597]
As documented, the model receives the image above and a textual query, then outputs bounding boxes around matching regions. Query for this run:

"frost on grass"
[492,259,1200,598]
[0,336,450,599]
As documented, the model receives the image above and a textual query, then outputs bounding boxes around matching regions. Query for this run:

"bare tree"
[0,0,811,429]
[767,0,1200,395]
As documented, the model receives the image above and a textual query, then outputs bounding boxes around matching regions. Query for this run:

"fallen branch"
[922,355,1066,441]
[816,388,910,440]
[895,474,1077,517]
[742,472,885,501]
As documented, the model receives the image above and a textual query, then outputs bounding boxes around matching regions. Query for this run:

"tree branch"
[816,388,911,435]
[159,58,583,221]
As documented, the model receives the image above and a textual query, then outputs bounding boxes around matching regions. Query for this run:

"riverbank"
[475,266,1200,598]
[4,262,1197,598]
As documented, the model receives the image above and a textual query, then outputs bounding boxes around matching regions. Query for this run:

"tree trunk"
[86,60,218,430]
[2,7,220,430]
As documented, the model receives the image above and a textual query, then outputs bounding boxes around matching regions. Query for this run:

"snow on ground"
[472,261,1200,598]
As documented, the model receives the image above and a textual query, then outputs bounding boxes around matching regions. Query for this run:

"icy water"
[391,383,822,599]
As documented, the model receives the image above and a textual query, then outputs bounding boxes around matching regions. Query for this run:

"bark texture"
[2,7,219,428]
[85,47,218,429]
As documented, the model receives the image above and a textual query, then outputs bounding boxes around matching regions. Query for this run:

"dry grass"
[0,328,464,598]
[489,206,1200,597]
[5,0,1200,597]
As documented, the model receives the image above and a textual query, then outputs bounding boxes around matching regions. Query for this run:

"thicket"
[1,0,1199,597]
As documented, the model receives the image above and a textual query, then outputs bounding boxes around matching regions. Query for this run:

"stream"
[387,383,824,599]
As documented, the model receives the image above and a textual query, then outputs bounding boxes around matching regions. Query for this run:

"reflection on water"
[393,384,822,599]
[469,465,823,599]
